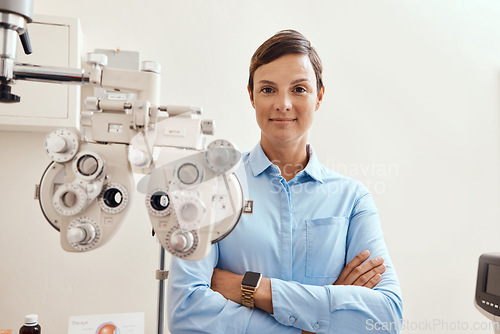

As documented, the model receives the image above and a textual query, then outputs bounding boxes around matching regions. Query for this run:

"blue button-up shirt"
[167,143,403,333]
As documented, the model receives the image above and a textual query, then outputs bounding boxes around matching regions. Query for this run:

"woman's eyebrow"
[290,78,310,85]
[256,80,276,86]
[257,79,310,85]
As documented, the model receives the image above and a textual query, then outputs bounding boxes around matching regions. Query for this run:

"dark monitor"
[476,253,500,317]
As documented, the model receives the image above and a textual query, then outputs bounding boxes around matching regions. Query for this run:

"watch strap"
[241,285,256,308]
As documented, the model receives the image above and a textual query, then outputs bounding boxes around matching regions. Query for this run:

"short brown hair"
[248,29,323,97]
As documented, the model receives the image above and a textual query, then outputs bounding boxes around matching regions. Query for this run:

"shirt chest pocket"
[306,216,348,278]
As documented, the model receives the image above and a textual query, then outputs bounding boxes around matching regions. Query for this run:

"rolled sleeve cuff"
[246,308,302,334]
[270,278,331,333]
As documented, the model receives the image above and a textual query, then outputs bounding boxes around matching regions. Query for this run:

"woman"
[167,30,403,334]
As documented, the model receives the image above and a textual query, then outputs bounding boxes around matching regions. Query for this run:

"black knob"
[19,29,33,55]
[0,84,21,103]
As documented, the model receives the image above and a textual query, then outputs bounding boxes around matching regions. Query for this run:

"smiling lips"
[269,117,297,123]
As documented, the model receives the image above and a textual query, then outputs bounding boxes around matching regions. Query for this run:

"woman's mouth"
[269,118,297,123]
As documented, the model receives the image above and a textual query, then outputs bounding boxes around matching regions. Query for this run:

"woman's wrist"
[253,277,274,314]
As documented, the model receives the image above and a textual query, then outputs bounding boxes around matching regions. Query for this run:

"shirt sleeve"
[166,244,302,334]
[270,184,403,333]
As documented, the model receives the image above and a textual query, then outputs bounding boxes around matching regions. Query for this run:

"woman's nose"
[274,92,292,112]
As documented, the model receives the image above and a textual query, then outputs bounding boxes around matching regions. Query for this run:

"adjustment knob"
[66,217,101,251]
[208,147,229,166]
[169,230,194,253]
[67,221,96,244]
[141,61,161,74]
[201,120,215,135]
[84,96,100,111]
[128,148,149,167]
[0,83,21,103]
[66,227,87,245]
[86,53,108,68]
[46,135,67,153]
[204,139,241,173]
[44,129,79,163]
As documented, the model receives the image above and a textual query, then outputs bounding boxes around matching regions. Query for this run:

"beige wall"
[1,0,500,333]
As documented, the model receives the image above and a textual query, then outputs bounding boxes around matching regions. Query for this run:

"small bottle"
[19,314,41,334]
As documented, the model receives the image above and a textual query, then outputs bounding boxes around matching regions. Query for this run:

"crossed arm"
[211,250,387,333]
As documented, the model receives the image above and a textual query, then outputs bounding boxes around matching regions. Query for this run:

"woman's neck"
[260,135,309,182]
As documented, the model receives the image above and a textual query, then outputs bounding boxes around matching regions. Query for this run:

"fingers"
[363,273,383,289]
[335,250,371,284]
[352,256,385,281]
[334,250,386,288]
[353,262,386,288]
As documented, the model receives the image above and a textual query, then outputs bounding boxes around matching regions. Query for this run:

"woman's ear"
[248,85,255,108]
[315,86,325,111]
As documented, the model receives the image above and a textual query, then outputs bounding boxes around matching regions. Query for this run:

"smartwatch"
[241,271,262,308]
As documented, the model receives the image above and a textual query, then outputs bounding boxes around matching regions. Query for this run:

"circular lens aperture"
[103,188,123,208]
[146,187,171,217]
[72,151,105,181]
[77,154,99,176]
[97,183,129,214]
[151,191,169,211]
[177,163,200,185]
[52,184,88,216]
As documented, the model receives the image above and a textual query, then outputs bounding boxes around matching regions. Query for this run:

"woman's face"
[249,53,324,148]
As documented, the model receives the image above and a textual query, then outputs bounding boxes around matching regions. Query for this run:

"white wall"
[1,0,500,333]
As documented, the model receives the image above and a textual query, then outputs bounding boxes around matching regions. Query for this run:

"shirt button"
[289,316,296,323]
[313,322,320,330]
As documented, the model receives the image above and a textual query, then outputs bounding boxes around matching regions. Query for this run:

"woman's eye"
[293,87,306,93]
[261,87,274,93]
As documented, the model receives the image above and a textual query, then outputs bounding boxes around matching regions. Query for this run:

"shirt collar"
[303,145,324,183]
[248,143,274,177]
[248,142,324,183]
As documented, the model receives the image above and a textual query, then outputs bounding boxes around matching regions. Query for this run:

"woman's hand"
[334,250,386,288]
[211,268,243,304]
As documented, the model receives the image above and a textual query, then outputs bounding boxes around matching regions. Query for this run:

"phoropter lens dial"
[204,139,240,173]
[66,216,102,251]
[176,162,203,186]
[146,187,171,217]
[97,182,129,214]
[173,194,206,231]
[165,226,199,258]
[72,151,105,181]
[169,229,195,253]
[44,129,79,163]
[52,183,88,216]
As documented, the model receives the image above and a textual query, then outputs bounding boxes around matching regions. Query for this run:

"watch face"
[242,271,262,287]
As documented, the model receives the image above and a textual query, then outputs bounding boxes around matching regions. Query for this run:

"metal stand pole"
[156,245,171,334]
